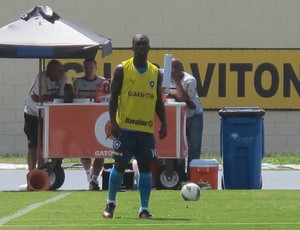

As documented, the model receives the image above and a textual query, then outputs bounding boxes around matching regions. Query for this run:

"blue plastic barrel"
[219,107,265,189]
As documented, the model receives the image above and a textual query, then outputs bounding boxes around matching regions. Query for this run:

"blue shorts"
[24,113,38,149]
[112,129,157,164]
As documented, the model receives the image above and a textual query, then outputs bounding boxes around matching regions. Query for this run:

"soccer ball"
[181,183,201,201]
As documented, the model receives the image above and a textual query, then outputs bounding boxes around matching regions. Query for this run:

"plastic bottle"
[63,83,74,103]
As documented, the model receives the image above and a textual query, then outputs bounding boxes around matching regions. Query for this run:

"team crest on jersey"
[149,81,154,88]
[113,140,121,149]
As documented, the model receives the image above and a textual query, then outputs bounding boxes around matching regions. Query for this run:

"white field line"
[1,222,300,227]
[0,192,71,226]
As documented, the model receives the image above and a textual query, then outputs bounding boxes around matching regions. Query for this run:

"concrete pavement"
[0,163,300,191]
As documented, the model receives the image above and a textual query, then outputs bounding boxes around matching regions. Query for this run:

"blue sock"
[108,166,124,202]
[138,172,152,211]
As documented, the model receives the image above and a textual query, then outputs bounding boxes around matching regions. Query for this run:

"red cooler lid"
[190,159,219,167]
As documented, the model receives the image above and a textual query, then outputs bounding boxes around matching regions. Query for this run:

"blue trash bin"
[219,107,265,189]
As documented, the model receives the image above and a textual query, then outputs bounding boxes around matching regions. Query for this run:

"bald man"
[169,58,203,181]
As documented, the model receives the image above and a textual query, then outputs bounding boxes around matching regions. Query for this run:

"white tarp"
[0,6,112,58]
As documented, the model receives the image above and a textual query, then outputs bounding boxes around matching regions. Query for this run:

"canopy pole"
[37,58,46,169]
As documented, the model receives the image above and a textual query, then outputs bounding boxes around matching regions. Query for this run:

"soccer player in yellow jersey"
[102,34,167,219]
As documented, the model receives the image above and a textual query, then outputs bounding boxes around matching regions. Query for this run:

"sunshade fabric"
[0,6,112,59]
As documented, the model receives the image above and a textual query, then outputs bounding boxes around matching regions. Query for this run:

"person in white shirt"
[73,58,107,190]
[24,59,67,172]
[169,58,203,181]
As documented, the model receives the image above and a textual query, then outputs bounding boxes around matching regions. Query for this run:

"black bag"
[101,163,134,190]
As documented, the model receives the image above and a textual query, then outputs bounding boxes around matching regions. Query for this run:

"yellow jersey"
[117,58,158,133]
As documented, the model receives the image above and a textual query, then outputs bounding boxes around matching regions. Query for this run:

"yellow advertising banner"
[59,49,300,110]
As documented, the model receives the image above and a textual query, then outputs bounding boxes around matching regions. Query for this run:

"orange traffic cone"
[27,169,50,191]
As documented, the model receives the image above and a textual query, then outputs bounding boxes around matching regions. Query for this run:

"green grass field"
[2,152,300,165]
[0,189,300,229]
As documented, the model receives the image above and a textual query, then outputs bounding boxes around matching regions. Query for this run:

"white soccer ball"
[181,183,201,201]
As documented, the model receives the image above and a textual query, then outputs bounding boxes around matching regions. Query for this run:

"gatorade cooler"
[189,159,219,189]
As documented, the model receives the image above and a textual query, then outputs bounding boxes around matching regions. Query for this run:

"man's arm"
[108,64,123,139]
[58,73,67,97]
[72,78,80,98]
[155,71,167,139]
[172,78,196,109]
[31,74,53,102]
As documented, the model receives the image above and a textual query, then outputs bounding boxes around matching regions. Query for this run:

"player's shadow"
[150,217,192,221]
[117,217,191,221]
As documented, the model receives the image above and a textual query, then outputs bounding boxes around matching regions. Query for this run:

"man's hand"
[31,94,53,102]
[158,124,167,139]
[31,94,38,102]
[110,121,121,140]
[186,99,196,109]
